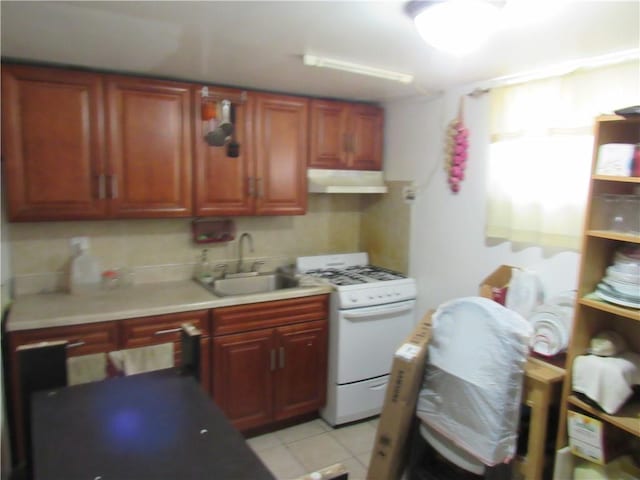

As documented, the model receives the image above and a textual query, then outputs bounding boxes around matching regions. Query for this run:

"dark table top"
[31,369,276,480]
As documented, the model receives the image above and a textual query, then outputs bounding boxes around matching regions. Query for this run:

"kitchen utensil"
[227,104,240,157]
[206,99,233,147]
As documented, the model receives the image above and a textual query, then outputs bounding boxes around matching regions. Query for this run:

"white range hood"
[307,168,388,194]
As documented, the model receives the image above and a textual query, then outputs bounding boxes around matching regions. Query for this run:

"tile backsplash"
[7,183,411,296]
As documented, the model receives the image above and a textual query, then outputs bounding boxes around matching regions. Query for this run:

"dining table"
[30,368,276,479]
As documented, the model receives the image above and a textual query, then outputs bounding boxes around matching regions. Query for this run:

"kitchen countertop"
[6,280,333,332]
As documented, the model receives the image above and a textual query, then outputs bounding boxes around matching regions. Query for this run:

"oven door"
[335,299,416,385]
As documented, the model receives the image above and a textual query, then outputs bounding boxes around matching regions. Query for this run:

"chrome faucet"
[237,232,254,273]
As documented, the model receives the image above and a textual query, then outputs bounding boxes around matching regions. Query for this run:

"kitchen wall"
[6,192,410,296]
[362,181,411,273]
[383,88,581,321]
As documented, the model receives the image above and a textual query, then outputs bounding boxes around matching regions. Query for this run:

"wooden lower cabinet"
[7,321,120,463]
[120,310,211,394]
[213,329,275,430]
[7,310,211,464]
[211,295,329,431]
[274,321,327,421]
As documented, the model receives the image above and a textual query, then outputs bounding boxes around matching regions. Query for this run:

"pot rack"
[200,86,247,105]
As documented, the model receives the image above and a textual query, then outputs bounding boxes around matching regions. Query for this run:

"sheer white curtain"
[486,61,640,250]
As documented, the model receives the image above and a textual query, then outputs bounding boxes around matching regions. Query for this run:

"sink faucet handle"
[214,263,228,278]
[251,260,265,273]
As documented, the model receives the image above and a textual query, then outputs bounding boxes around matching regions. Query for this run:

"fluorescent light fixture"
[413,0,500,56]
[303,54,413,84]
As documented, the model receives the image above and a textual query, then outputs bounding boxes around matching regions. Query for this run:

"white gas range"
[296,252,417,426]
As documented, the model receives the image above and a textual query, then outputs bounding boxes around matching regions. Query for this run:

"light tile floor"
[248,417,379,480]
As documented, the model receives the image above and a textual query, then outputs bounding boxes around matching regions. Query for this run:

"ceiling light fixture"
[302,54,414,84]
[406,0,501,56]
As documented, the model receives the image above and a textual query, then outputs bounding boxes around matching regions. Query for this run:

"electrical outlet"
[70,236,89,252]
[403,185,416,205]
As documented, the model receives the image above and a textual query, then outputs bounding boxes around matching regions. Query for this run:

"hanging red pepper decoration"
[445,97,469,193]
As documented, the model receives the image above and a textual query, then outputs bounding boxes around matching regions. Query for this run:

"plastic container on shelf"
[69,241,102,294]
[621,195,640,235]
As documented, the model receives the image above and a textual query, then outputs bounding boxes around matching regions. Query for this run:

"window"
[486,60,640,250]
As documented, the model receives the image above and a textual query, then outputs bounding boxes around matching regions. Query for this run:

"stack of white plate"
[529,291,576,357]
[595,245,640,309]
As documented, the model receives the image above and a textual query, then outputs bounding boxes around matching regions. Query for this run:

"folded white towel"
[67,353,107,386]
[572,352,640,414]
[121,343,174,376]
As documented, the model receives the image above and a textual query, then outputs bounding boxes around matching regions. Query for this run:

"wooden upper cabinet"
[308,100,350,169]
[349,104,384,170]
[106,75,192,218]
[254,93,308,215]
[193,87,254,216]
[309,99,383,170]
[1,65,107,221]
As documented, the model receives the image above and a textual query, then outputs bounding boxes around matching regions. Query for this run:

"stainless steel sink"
[199,272,299,297]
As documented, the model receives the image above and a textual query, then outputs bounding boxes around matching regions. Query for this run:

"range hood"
[307,168,388,194]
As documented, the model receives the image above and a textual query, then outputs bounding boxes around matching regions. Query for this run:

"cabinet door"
[1,64,107,221]
[194,87,254,216]
[274,320,328,421]
[309,100,349,169]
[212,329,275,431]
[349,104,383,170]
[253,93,308,215]
[106,75,192,218]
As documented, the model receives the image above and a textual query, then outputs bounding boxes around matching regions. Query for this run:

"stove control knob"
[368,295,374,300]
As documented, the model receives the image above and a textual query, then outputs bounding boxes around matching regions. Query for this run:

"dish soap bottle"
[69,239,102,294]
[196,249,213,285]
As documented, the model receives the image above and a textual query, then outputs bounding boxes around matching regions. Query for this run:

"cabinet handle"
[66,340,86,349]
[247,177,255,197]
[153,327,182,336]
[97,174,106,200]
[279,347,285,369]
[270,349,276,371]
[343,133,350,153]
[110,175,118,199]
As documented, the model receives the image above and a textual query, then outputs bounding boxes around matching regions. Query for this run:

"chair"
[13,324,201,480]
[407,297,532,480]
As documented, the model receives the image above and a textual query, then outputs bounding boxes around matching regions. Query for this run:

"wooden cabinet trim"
[212,295,328,336]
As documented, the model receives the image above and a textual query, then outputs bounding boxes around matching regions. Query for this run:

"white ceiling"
[1,1,638,103]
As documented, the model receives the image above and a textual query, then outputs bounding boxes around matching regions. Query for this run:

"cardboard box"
[367,311,433,480]
[567,411,625,465]
[478,265,520,305]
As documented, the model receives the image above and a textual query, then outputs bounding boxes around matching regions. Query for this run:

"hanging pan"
[206,99,233,147]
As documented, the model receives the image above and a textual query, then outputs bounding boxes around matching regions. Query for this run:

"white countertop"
[6,280,333,332]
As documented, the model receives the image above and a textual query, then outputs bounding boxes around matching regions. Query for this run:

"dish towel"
[121,343,174,376]
[67,353,108,386]
[572,352,640,414]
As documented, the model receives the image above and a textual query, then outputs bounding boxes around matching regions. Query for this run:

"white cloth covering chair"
[409,297,532,479]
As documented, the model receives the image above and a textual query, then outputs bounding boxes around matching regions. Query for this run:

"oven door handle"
[343,304,413,320]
